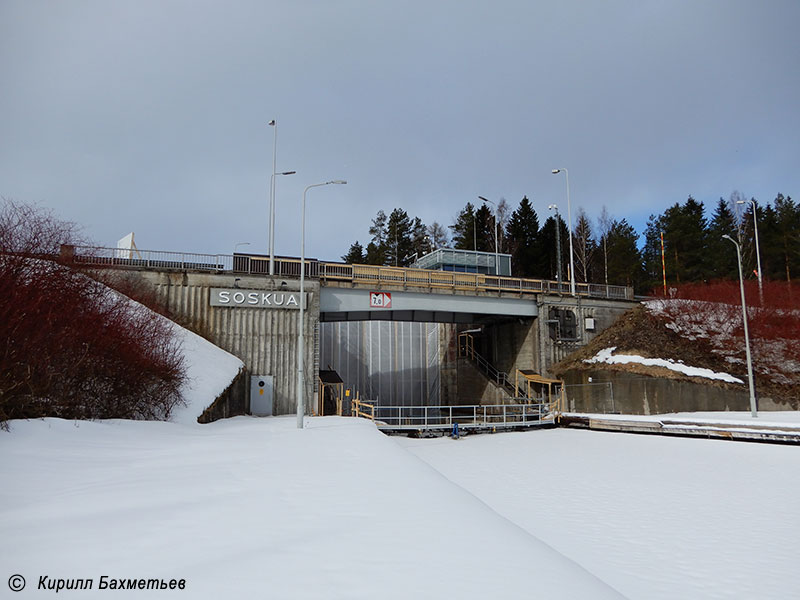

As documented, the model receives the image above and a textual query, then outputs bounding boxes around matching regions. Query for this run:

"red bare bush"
[647,281,800,388]
[0,200,186,427]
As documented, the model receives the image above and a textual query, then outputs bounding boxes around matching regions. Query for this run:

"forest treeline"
[341,192,799,295]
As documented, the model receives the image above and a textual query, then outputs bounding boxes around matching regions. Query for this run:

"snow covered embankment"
[584,346,743,384]
[168,322,244,424]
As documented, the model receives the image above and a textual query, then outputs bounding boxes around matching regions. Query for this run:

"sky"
[1,0,798,261]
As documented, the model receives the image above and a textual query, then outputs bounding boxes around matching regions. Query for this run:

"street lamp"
[722,234,758,418]
[552,168,576,296]
[477,196,500,275]
[234,242,251,254]
[548,204,562,290]
[297,180,347,429]
[736,198,763,304]
[268,169,297,274]
[268,120,277,274]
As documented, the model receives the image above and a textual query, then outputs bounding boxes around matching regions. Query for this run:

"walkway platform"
[562,412,800,445]
[353,402,557,436]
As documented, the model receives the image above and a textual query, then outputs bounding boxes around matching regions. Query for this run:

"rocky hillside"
[552,300,800,407]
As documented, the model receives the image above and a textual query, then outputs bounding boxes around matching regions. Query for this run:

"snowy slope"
[400,427,800,600]
[584,346,743,383]
[0,417,624,599]
[168,323,243,424]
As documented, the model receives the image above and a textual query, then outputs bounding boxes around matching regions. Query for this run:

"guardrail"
[319,263,632,300]
[67,246,633,300]
[70,246,233,271]
[364,402,557,431]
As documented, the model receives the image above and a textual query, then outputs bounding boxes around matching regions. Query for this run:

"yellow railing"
[320,262,633,300]
[351,394,376,421]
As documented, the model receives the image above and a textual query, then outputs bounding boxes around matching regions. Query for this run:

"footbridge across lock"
[65,245,636,421]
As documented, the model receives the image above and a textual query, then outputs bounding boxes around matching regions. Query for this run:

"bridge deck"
[68,246,633,301]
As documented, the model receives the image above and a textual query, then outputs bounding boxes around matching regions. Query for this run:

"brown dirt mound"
[552,304,799,405]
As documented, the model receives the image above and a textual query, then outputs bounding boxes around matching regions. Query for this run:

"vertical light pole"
[268,169,297,273]
[297,180,347,429]
[477,196,500,275]
[548,204,562,290]
[268,120,278,275]
[737,198,764,304]
[722,234,758,418]
[552,169,576,296]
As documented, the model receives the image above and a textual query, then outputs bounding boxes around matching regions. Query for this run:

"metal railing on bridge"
[352,398,560,432]
[67,246,633,300]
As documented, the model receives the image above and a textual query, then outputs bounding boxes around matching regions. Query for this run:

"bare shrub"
[0,199,186,427]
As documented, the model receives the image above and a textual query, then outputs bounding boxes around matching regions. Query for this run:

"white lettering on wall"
[210,288,305,309]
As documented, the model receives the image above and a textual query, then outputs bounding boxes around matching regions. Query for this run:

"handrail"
[66,246,633,300]
[359,402,558,430]
[351,396,376,421]
[458,332,530,399]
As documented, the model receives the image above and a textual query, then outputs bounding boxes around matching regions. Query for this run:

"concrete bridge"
[69,245,636,419]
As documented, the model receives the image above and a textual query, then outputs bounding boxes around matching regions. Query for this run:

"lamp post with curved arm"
[552,168,576,296]
[736,198,763,304]
[548,204,562,290]
[722,234,757,418]
[297,180,347,429]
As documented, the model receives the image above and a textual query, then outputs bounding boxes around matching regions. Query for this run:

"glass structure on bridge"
[410,248,512,276]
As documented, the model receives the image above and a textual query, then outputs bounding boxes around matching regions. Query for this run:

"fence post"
[609,381,615,413]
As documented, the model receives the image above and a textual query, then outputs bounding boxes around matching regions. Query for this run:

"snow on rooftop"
[584,346,744,384]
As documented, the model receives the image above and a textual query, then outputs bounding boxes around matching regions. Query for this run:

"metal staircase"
[458,332,565,406]
[458,332,530,400]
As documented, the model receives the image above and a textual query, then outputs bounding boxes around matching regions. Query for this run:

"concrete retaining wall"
[131,271,319,417]
[561,368,794,414]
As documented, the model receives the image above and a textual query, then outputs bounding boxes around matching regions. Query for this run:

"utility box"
[250,375,274,416]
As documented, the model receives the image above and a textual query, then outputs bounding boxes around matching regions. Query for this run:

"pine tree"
[505,196,540,277]
[385,208,414,266]
[364,241,385,265]
[706,198,738,280]
[368,210,388,252]
[450,203,477,250]
[605,219,644,291]
[534,214,569,281]
[474,204,494,252]
[772,194,800,281]
[662,197,708,284]
[341,241,365,264]
[642,213,667,293]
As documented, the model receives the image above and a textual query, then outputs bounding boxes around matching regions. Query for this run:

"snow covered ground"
[400,424,800,600]
[1,417,622,599]
[2,415,798,599]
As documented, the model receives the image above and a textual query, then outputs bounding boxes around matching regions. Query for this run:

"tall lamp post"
[477,196,500,275]
[722,234,758,418]
[552,168,576,296]
[268,120,278,274]
[737,198,763,304]
[297,180,347,429]
[548,204,562,290]
[268,169,297,273]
